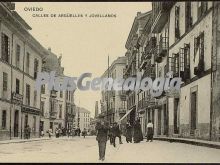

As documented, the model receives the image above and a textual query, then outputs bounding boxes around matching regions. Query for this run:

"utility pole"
[107,55,109,124]
[78,100,80,128]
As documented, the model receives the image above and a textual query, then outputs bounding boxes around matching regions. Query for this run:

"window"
[1,33,10,63]
[26,52,30,74]
[33,116,36,132]
[16,44,20,68]
[175,6,180,40]
[41,101,45,116]
[34,90,37,107]
[41,84,45,94]
[2,110,6,129]
[59,105,62,119]
[26,84,30,105]
[34,59,39,79]
[16,79,20,94]
[3,72,8,91]
[174,53,179,76]
[194,32,204,62]
[185,2,192,32]
[60,91,63,98]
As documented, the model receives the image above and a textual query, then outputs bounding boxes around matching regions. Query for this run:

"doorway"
[174,98,180,134]
[14,110,19,137]
[163,104,169,135]
[190,91,197,135]
[157,108,161,135]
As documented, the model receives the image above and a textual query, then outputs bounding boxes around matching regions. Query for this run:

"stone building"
[75,106,91,133]
[0,2,47,140]
[40,48,76,133]
[123,11,151,128]
[100,56,127,125]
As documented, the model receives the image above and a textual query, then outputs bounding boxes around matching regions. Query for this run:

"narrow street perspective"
[0,1,220,163]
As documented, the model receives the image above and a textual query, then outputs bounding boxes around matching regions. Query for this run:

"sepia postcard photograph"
[0,1,220,163]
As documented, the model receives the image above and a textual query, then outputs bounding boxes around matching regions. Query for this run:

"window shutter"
[179,48,185,72]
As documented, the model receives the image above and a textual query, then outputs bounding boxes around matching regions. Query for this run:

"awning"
[118,109,133,123]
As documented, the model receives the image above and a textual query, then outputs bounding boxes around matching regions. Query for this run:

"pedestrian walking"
[133,119,143,143]
[78,128,81,137]
[55,128,59,138]
[125,121,132,143]
[108,124,114,145]
[41,130,44,138]
[82,128,87,138]
[27,125,31,139]
[96,117,109,161]
[112,122,123,147]
[146,120,154,142]
[24,125,29,139]
[47,128,53,138]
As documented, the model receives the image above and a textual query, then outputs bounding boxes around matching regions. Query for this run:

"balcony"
[152,2,174,33]
[158,36,168,57]
[194,59,205,77]
[50,111,58,119]
[50,89,57,98]
[180,67,190,82]
[118,108,126,114]
[12,92,23,104]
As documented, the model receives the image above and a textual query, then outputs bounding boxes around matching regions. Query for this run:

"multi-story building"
[100,56,127,126]
[149,2,219,141]
[166,2,214,140]
[0,2,47,140]
[40,48,76,133]
[123,11,151,127]
[75,106,91,132]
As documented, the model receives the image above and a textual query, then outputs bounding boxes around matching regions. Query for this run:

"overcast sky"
[15,2,152,117]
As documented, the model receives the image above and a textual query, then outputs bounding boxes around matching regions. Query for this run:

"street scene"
[0,1,220,163]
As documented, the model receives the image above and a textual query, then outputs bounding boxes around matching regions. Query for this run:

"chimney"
[48,47,51,52]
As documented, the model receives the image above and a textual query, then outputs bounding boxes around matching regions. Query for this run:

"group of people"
[125,119,154,143]
[95,116,154,161]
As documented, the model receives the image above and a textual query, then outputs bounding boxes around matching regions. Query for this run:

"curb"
[0,138,51,145]
[153,137,220,149]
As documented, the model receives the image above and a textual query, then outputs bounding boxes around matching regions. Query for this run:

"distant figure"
[24,125,29,139]
[48,128,53,138]
[78,128,81,137]
[96,118,109,161]
[41,130,44,137]
[133,119,143,143]
[82,128,87,138]
[27,125,31,139]
[146,120,154,142]
[125,121,132,143]
[108,124,114,145]
[55,128,59,138]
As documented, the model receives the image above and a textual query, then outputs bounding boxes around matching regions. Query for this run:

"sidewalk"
[153,136,220,149]
[0,137,51,145]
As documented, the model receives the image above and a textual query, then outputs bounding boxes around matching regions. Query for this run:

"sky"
[15,2,152,117]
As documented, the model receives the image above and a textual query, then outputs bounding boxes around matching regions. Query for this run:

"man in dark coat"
[133,119,143,143]
[125,121,132,143]
[112,122,123,147]
[96,118,109,161]
[108,124,114,145]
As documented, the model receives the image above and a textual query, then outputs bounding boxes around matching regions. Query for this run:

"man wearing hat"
[95,115,109,161]
[112,122,123,147]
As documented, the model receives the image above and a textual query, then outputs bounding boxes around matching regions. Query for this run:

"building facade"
[100,56,127,126]
[75,106,91,133]
[0,2,47,140]
[40,48,76,133]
